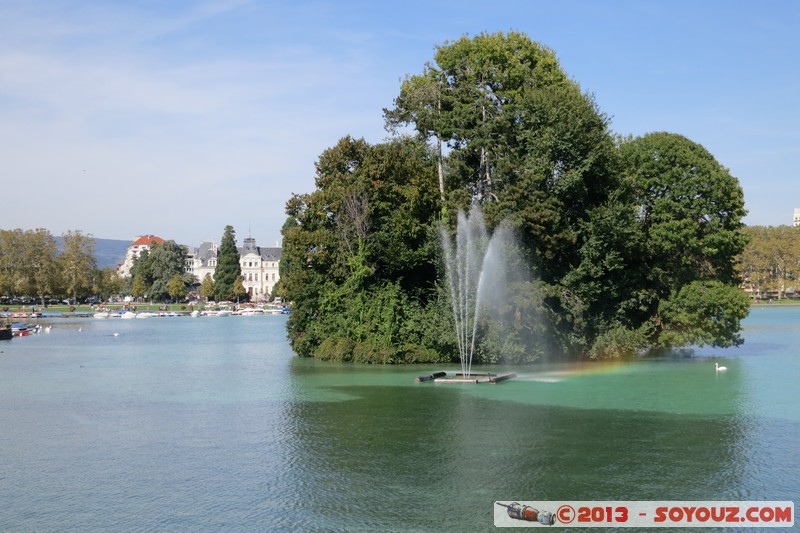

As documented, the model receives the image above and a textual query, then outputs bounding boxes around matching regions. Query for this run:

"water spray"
[441,206,508,378]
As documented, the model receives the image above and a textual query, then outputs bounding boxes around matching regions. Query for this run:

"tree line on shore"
[739,225,800,299]
[3,220,789,314]
[278,31,752,363]
[0,225,248,306]
[0,228,121,306]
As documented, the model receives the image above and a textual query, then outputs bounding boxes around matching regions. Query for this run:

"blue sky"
[2,0,798,247]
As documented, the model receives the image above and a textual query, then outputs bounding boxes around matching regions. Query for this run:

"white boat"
[93,311,110,319]
[239,308,265,316]
[120,311,137,319]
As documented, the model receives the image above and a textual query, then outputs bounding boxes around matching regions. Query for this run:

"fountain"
[420,205,517,384]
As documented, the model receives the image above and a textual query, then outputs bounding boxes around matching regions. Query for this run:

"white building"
[794,208,800,227]
[240,237,281,301]
[186,237,281,302]
[185,241,218,286]
[120,235,281,302]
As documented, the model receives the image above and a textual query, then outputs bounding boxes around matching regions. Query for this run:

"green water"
[0,308,797,531]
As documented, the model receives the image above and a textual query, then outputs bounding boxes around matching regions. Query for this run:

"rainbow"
[519,360,629,382]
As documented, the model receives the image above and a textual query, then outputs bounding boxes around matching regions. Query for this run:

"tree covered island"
[278,32,750,364]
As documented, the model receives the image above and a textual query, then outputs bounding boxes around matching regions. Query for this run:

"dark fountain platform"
[415,371,517,384]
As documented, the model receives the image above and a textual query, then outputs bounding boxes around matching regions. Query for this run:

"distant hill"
[55,237,130,270]
[93,238,131,269]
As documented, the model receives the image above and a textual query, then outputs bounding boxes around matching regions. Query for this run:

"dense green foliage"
[213,225,244,302]
[60,230,97,304]
[129,240,194,302]
[281,32,750,363]
[0,228,124,305]
[281,136,445,362]
[200,273,216,300]
[615,133,750,349]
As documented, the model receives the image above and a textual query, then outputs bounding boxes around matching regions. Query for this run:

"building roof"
[240,245,281,261]
[258,247,282,261]
[196,241,216,257]
[131,235,166,246]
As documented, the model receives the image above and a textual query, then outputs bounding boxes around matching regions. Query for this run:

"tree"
[619,132,749,349]
[214,225,241,301]
[167,274,188,302]
[93,267,125,302]
[232,277,246,303]
[199,273,216,301]
[385,32,624,358]
[738,225,800,299]
[385,31,569,206]
[20,229,59,305]
[128,241,189,302]
[385,65,448,200]
[147,241,189,301]
[621,133,748,287]
[658,281,751,348]
[281,136,442,361]
[0,229,26,297]
[130,273,148,300]
[286,32,752,362]
[129,248,152,300]
[738,226,774,298]
[60,230,96,304]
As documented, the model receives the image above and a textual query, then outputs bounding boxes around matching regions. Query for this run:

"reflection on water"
[282,387,758,531]
[0,310,798,531]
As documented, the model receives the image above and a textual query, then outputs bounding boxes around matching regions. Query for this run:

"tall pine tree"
[214,225,242,302]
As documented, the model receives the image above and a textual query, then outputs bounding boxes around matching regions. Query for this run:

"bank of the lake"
[0,309,797,531]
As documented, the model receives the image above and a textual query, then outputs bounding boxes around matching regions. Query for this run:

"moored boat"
[239,308,265,316]
[11,322,30,336]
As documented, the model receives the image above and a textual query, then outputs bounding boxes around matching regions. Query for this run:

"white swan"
[715,362,727,372]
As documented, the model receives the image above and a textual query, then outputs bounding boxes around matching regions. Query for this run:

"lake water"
[0,308,797,532]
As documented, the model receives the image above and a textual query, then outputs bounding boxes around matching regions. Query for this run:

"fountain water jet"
[439,205,513,379]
